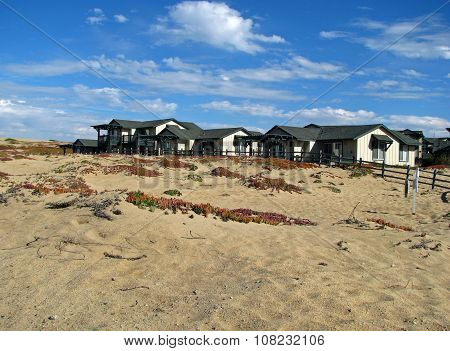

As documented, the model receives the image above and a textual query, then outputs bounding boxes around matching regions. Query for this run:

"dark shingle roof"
[196,128,246,139]
[271,124,419,146]
[277,126,322,140]
[248,130,263,136]
[112,119,145,129]
[390,130,420,146]
[138,119,174,128]
[176,121,204,137]
[162,125,200,140]
[317,124,382,140]
[75,139,98,147]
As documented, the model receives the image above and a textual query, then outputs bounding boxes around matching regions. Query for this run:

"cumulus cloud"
[86,8,107,25]
[151,1,285,54]
[114,14,129,23]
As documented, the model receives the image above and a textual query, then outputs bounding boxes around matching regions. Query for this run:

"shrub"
[245,175,302,193]
[322,186,341,193]
[161,157,197,170]
[21,177,96,196]
[163,189,182,197]
[254,158,318,170]
[210,167,244,180]
[187,174,203,182]
[349,166,373,178]
[126,191,316,226]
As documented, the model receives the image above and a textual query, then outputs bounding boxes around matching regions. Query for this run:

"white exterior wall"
[222,130,249,154]
[155,121,184,135]
[356,127,416,166]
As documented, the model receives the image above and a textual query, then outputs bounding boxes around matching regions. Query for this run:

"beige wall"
[356,127,416,166]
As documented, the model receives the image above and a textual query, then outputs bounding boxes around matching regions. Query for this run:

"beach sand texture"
[0,139,448,330]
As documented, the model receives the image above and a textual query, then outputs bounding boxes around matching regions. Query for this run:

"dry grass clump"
[81,164,161,177]
[126,191,316,226]
[367,217,413,231]
[254,158,318,170]
[0,171,9,178]
[132,157,157,165]
[349,166,373,178]
[0,157,13,161]
[22,177,96,196]
[245,175,302,193]
[210,167,245,179]
[161,157,197,170]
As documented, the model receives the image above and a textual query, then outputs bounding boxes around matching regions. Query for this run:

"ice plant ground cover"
[126,191,316,226]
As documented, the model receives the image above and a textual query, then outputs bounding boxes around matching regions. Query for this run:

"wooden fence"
[358,159,450,195]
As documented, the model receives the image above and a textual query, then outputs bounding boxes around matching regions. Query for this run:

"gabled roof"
[265,125,321,140]
[390,130,420,146]
[111,119,144,129]
[74,139,98,147]
[176,121,204,137]
[248,130,263,136]
[161,125,200,140]
[196,128,248,139]
[317,124,382,140]
[138,118,175,128]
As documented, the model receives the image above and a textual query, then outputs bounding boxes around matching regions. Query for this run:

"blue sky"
[0,0,449,140]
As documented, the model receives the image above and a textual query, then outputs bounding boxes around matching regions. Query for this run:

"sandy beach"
[0,139,448,331]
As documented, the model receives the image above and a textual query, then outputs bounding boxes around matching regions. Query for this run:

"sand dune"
[0,140,448,330]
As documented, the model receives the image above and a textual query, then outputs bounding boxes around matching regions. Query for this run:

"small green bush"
[163,189,182,196]
[187,174,203,182]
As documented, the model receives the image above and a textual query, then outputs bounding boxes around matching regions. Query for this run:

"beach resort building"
[77,118,423,166]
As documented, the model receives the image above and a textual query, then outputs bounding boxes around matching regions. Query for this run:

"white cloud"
[86,8,107,25]
[73,84,123,106]
[151,1,285,54]
[114,14,129,23]
[128,98,177,116]
[199,100,449,136]
[229,55,346,81]
[162,57,203,72]
[401,69,426,78]
[447,73,450,78]
[359,79,442,99]
[323,17,450,60]
[353,17,450,60]
[6,60,87,76]
[199,100,376,122]
[319,31,349,39]
[4,55,302,101]
[72,84,177,116]
[0,98,101,140]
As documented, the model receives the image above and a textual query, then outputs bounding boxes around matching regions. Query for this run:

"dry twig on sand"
[103,252,147,261]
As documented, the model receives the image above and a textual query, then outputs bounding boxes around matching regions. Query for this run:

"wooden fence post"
[300,151,304,163]
[352,155,355,164]
[359,157,362,167]
[381,160,385,178]
[431,169,437,190]
[318,150,322,166]
[404,165,410,198]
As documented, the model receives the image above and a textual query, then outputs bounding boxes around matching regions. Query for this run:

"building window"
[372,140,386,160]
[399,144,407,162]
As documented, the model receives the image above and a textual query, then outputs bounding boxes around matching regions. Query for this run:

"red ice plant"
[126,191,316,226]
